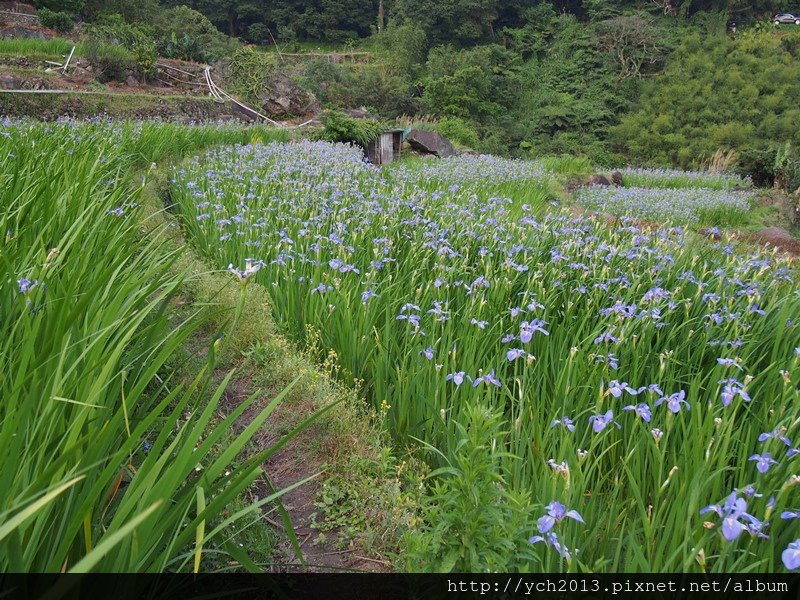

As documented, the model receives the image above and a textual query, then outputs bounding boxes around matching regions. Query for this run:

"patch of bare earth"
[217,372,390,573]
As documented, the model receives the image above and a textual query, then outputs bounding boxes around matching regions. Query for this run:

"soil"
[748,227,800,256]
[217,373,389,573]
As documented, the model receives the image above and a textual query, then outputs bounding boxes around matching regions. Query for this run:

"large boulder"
[407,129,455,158]
[0,73,20,89]
[258,74,318,118]
[587,174,611,186]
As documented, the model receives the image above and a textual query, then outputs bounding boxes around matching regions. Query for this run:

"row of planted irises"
[0,119,315,573]
[171,141,800,572]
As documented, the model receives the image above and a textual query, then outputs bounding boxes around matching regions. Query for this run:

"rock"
[0,24,48,39]
[125,75,139,87]
[258,74,318,118]
[755,227,793,243]
[587,174,611,186]
[69,66,90,81]
[610,171,623,186]
[342,107,375,120]
[406,129,455,158]
[564,178,584,194]
[0,73,20,89]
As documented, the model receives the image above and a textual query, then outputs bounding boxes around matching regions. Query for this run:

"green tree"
[612,29,800,181]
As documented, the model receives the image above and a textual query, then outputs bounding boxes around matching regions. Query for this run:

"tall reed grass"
[0,119,299,572]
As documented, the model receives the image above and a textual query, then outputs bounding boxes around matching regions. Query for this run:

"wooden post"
[378,0,384,32]
[61,46,75,75]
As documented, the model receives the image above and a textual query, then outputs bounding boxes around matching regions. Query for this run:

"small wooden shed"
[365,129,404,165]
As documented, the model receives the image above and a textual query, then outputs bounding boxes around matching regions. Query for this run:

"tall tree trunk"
[228,6,237,37]
[378,0,385,31]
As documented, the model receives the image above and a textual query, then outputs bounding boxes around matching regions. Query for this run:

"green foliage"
[37,8,75,33]
[0,37,81,59]
[317,110,383,146]
[224,47,279,103]
[403,406,535,572]
[80,0,159,23]
[375,21,428,79]
[36,0,84,13]
[508,15,623,164]
[87,21,159,79]
[327,66,418,118]
[435,116,479,149]
[393,0,500,46]
[613,29,800,182]
[772,141,800,192]
[0,120,301,572]
[423,44,519,123]
[83,40,135,82]
[154,6,238,63]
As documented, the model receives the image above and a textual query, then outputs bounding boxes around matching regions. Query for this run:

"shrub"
[317,110,383,147]
[154,6,237,63]
[84,40,134,82]
[327,66,416,118]
[612,30,800,179]
[435,116,479,149]
[36,0,84,12]
[37,8,74,33]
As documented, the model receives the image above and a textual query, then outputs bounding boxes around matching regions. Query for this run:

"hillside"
[5,1,800,196]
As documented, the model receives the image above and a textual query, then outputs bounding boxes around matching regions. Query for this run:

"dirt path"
[216,372,391,573]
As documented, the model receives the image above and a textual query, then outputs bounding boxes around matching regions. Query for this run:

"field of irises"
[1,119,304,572]
[575,185,753,225]
[172,141,800,572]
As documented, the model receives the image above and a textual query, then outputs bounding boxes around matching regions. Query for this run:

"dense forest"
[31,0,800,186]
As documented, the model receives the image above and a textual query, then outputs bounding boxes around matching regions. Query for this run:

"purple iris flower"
[588,410,621,433]
[622,403,652,422]
[507,348,527,362]
[361,288,378,304]
[471,318,488,329]
[655,390,690,414]
[536,501,585,533]
[528,531,572,559]
[783,540,800,570]
[736,484,762,498]
[749,453,779,473]
[445,371,465,386]
[758,427,791,446]
[551,416,575,432]
[718,378,751,407]
[520,319,549,343]
[781,510,800,520]
[700,492,764,541]
[420,347,435,361]
[501,333,517,344]
[472,369,501,387]
[789,448,800,458]
[716,357,743,370]
[593,330,620,344]
[17,278,37,294]
[607,380,639,398]
[310,282,332,295]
